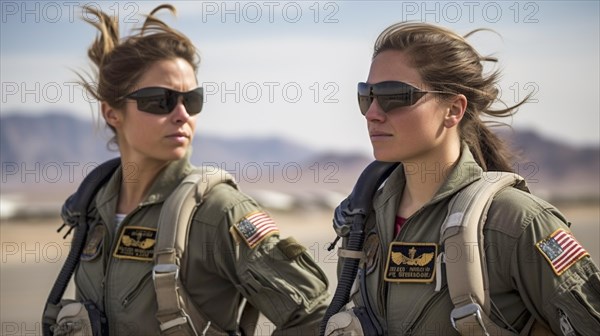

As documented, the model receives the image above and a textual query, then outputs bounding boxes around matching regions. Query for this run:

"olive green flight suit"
[68,153,330,335]
[342,144,599,335]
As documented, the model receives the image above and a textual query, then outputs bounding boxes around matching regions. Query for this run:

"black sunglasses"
[124,87,204,115]
[358,81,451,115]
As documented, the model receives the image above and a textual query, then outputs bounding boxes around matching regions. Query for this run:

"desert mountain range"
[1,113,598,217]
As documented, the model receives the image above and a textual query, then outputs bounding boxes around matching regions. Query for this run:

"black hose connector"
[319,161,399,336]
[42,158,120,336]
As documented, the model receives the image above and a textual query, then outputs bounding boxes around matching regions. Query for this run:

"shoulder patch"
[81,224,105,261]
[233,211,279,249]
[363,232,381,275]
[536,229,589,276]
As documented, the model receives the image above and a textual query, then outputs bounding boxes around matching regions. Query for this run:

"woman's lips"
[166,132,189,143]
[369,131,393,141]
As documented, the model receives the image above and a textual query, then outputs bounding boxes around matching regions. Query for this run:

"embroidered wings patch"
[113,226,157,261]
[233,211,279,248]
[384,242,437,282]
[536,229,589,276]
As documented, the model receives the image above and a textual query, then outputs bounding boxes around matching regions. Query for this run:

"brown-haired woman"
[324,22,599,335]
[45,4,329,336]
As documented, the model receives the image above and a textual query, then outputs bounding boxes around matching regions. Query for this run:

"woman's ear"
[101,101,122,129]
[444,94,467,128]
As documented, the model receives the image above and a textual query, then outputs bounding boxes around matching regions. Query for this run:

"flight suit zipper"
[104,205,143,335]
[382,206,428,330]
[557,304,585,335]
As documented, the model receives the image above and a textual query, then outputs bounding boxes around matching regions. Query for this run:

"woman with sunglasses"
[324,22,599,335]
[49,4,329,335]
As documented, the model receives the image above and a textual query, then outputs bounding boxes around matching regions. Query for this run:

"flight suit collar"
[94,149,194,216]
[139,151,194,206]
[374,142,484,210]
[429,143,483,204]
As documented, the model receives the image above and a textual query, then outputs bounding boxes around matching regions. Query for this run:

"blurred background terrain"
[2,113,599,212]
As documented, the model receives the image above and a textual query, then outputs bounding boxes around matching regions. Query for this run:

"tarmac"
[1,204,598,335]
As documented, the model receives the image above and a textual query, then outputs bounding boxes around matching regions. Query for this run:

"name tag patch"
[81,224,105,261]
[113,226,156,261]
[384,242,437,283]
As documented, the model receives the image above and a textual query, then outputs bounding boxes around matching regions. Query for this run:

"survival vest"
[43,159,258,336]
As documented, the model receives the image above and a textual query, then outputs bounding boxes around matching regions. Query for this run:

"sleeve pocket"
[554,272,600,333]
[238,236,329,325]
[239,269,301,326]
[276,237,329,301]
[589,272,600,296]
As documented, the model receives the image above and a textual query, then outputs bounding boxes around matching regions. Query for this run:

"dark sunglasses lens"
[375,82,414,112]
[358,95,372,115]
[357,82,373,115]
[357,82,371,96]
[130,88,171,114]
[182,88,203,115]
[357,81,422,114]
[373,81,413,95]
[378,92,414,111]
[138,97,170,114]
[130,88,204,115]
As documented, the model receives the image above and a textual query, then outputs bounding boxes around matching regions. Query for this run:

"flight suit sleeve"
[202,184,330,335]
[510,206,600,335]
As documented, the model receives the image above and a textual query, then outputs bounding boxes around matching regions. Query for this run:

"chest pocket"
[386,283,456,335]
[381,238,454,334]
[108,229,157,313]
[116,263,154,310]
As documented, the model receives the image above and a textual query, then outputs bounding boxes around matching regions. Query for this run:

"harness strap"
[237,299,260,336]
[153,169,239,336]
[440,172,527,336]
[450,300,519,336]
[153,263,196,334]
[154,174,202,334]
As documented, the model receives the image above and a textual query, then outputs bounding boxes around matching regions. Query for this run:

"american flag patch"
[536,229,589,276]
[234,211,279,248]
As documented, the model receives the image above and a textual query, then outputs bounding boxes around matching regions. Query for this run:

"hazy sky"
[1,1,599,155]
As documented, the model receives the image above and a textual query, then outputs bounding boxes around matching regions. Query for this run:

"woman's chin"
[169,149,188,161]
[372,149,400,163]
[154,148,188,162]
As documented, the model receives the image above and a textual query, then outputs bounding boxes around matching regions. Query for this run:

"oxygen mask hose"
[42,158,120,336]
[319,161,399,336]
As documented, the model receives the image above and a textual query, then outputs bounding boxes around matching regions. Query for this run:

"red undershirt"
[395,216,407,237]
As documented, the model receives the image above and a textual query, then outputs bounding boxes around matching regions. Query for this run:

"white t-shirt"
[115,213,126,228]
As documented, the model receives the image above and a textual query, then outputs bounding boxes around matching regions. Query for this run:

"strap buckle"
[153,263,179,281]
[450,303,489,336]
[159,316,187,332]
